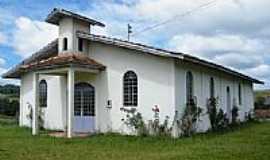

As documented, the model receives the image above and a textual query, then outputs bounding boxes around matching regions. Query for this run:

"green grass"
[0,115,17,125]
[0,120,270,160]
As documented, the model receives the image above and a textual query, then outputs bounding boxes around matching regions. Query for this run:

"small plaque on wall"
[107,100,112,109]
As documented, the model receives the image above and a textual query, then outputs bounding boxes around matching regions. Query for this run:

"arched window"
[238,83,242,105]
[186,71,193,104]
[226,86,231,116]
[63,38,68,51]
[123,71,138,106]
[39,80,47,108]
[210,77,215,98]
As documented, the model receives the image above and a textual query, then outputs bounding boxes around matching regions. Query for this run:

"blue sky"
[0,0,270,89]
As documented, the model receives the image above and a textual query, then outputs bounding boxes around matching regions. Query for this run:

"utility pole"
[127,24,132,41]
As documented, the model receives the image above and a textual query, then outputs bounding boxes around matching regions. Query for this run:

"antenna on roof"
[127,24,132,41]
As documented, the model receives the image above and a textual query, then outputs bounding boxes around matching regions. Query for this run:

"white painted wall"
[89,42,176,133]
[20,72,34,127]
[174,60,254,132]
[58,17,90,54]
[20,73,67,130]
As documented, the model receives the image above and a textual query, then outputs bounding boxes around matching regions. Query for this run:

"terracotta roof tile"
[21,53,106,71]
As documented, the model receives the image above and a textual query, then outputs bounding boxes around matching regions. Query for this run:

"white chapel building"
[3,8,263,137]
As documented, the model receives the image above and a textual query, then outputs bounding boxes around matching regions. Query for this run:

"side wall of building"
[175,60,254,132]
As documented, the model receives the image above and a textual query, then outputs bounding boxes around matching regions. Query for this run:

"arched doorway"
[73,82,95,133]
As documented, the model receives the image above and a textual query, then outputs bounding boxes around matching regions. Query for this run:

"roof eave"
[76,31,184,60]
[77,31,263,84]
[183,55,264,84]
[45,8,105,27]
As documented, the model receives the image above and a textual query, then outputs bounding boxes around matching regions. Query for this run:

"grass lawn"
[0,118,270,160]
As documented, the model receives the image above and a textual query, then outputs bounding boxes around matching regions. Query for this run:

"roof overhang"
[2,39,58,79]
[182,55,264,84]
[20,53,106,71]
[46,8,105,27]
[2,52,106,79]
[77,31,263,84]
[77,31,184,59]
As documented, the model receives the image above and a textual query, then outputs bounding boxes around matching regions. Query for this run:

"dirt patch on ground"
[255,109,270,119]
[48,132,91,138]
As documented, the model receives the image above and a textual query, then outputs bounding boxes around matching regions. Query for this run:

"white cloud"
[0,58,6,66]
[0,67,6,75]
[243,64,270,79]
[213,53,263,70]
[3,0,269,88]
[12,17,58,58]
[168,34,268,61]
[87,0,270,39]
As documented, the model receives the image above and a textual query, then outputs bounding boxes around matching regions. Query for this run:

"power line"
[131,0,220,37]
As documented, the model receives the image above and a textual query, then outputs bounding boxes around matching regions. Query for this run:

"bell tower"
[46,8,105,54]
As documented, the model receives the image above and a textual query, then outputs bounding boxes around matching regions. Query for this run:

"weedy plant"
[180,98,203,137]
[231,104,239,126]
[207,97,229,131]
[121,107,148,136]
[26,103,45,130]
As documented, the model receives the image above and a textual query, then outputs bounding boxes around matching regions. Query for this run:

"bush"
[255,96,270,110]
[215,109,229,130]
[149,106,171,136]
[121,107,148,136]
[231,105,239,125]
[180,99,203,137]
[121,106,172,137]
[207,97,218,130]
[245,109,257,122]
[0,98,19,117]
[207,97,229,131]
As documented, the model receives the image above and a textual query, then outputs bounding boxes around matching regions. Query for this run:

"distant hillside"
[0,84,20,96]
[254,89,270,109]
[0,84,20,101]
[255,90,270,99]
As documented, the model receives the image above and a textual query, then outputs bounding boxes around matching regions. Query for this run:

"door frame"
[73,82,96,133]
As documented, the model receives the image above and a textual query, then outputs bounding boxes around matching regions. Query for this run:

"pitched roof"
[2,39,58,78]
[77,31,183,59]
[46,8,105,27]
[21,53,106,71]
[77,31,264,84]
[3,32,263,84]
